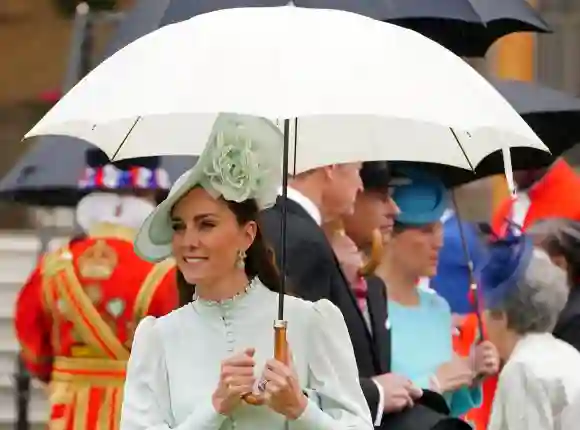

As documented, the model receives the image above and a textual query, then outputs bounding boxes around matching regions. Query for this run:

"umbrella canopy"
[24,6,547,176]
[0,136,194,207]
[114,0,548,59]
[379,0,550,58]
[492,79,580,158]
[390,80,580,187]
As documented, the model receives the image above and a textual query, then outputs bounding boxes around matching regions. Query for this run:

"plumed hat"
[79,148,171,191]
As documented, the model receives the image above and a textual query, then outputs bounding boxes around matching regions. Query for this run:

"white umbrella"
[24,6,548,174]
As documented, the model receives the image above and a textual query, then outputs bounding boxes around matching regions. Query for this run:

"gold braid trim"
[133,258,176,321]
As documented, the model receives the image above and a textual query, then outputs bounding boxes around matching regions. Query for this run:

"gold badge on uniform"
[78,240,118,280]
[84,284,103,304]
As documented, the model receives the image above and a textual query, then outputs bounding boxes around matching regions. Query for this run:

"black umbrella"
[0,136,194,207]
[378,0,550,58]
[107,0,548,60]
[391,79,580,188]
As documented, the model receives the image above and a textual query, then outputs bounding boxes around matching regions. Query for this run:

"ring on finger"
[258,379,269,392]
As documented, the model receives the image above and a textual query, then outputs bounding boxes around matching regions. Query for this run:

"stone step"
[0,373,48,425]
[0,232,79,427]
[0,234,70,285]
[0,285,19,319]
[0,320,16,353]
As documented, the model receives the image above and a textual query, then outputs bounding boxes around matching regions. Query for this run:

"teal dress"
[388,287,481,417]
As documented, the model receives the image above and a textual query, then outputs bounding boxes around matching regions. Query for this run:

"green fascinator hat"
[134,113,283,262]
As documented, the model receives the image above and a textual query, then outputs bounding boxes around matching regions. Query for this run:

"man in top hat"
[14,149,178,430]
[261,161,395,426]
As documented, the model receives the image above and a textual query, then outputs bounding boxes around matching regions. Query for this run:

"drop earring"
[236,249,247,269]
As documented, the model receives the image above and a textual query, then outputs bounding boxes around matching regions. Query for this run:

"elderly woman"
[479,231,580,430]
[527,218,580,351]
[119,115,373,430]
[375,168,499,419]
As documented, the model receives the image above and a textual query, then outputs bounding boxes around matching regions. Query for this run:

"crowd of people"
[13,119,580,429]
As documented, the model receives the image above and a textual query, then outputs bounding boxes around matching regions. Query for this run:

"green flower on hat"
[202,126,270,205]
[171,113,283,210]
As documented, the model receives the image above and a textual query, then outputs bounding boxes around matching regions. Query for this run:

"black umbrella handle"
[451,191,485,343]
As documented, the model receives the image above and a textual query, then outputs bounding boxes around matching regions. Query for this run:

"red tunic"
[14,223,178,430]
[492,159,580,233]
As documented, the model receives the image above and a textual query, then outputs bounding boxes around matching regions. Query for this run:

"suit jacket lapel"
[366,276,391,373]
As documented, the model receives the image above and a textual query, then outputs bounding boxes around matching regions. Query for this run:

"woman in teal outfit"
[375,168,499,417]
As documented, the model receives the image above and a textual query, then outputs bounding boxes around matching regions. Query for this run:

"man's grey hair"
[488,248,569,334]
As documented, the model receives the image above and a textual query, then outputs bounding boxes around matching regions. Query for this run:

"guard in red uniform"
[14,150,179,430]
[492,158,580,234]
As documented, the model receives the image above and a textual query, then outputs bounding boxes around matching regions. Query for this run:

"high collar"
[189,278,272,319]
[280,186,322,226]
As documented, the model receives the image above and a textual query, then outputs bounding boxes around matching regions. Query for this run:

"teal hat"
[392,167,449,225]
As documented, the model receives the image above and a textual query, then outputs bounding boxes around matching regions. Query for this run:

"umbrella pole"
[450,191,485,343]
[242,119,291,406]
[274,118,291,362]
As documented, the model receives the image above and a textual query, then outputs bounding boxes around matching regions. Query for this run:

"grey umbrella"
[0,136,194,207]
[110,0,548,58]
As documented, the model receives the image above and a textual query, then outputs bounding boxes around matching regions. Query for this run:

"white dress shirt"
[283,186,323,226]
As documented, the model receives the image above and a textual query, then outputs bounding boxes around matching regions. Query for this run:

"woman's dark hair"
[176,198,283,306]
[528,218,580,288]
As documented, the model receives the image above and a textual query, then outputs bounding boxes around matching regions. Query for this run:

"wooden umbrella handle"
[242,321,288,405]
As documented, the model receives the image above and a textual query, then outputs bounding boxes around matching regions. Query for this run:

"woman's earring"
[236,249,247,269]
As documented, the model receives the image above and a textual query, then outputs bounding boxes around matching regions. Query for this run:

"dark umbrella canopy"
[379,0,550,57]
[100,0,170,61]
[109,0,548,59]
[391,80,580,188]
[492,79,580,159]
[0,136,194,207]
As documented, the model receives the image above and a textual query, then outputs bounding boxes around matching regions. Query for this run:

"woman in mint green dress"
[120,116,373,430]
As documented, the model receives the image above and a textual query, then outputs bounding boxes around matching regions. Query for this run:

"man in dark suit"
[260,161,421,426]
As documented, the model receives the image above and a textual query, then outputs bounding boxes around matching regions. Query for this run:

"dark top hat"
[361,161,410,192]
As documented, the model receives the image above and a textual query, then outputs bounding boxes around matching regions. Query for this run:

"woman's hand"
[471,340,500,377]
[434,355,475,393]
[260,356,308,420]
[212,348,257,416]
